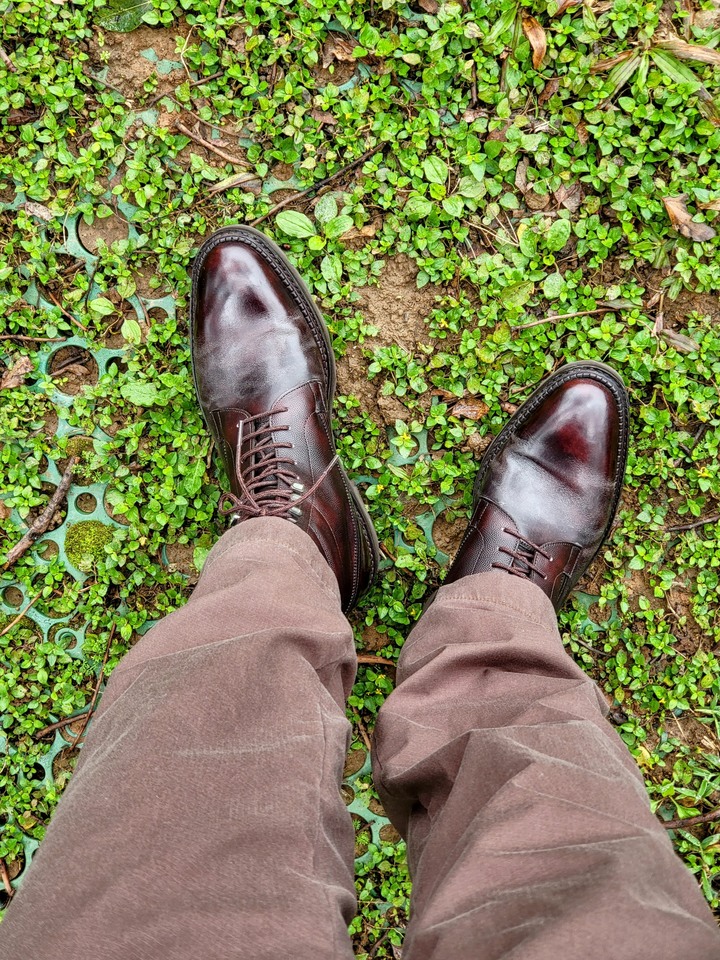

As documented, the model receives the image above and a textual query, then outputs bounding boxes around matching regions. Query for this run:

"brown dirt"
[26,482,68,532]
[663,289,720,327]
[48,346,99,395]
[93,26,185,98]
[336,256,444,425]
[431,510,466,561]
[164,542,198,581]
[344,747,367,777]
[360,624,391,652]
[77,213,130,254]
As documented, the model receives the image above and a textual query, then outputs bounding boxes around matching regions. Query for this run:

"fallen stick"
[357,654,396,667]
[174,121,247,166]
[0,334,65,343]
[666,514,719,533]
[0,45,16,73]
[251,145,379,228]
[3,457,78,569]
[0,590,43,638]
[0,859,14,899]
[662,807,720,831]
[34,711,90,739]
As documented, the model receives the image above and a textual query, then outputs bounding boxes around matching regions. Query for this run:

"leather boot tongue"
[511,538,536,578]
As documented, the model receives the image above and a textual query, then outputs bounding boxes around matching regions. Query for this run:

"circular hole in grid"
[26,482,68,532]
[52,745,81,781]
[36,539,59,560]
[103,490,130,525]
[77,212,130,254]
[353,816,372,857]
[2,586,24,608]
[379,823,402,844]
[0,853,25,909]
[344,748,367,778]
[75,493,97,514]
[47,346,99,396]
[341,784,355,806]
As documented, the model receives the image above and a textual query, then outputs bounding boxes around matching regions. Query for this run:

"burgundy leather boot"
[446,361,629,610]
[191,225,379,612]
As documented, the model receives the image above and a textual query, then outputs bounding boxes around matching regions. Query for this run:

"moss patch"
[64,521,114,573]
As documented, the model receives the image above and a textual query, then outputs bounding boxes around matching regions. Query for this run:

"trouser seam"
[432,595,554,630]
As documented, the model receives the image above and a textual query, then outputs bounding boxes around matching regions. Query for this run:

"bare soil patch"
[93,26,184,98]
[337,256,443,425]
[78,213,130,254]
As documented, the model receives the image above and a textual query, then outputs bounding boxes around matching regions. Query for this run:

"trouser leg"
[373,572,720,960]
[1,518,357,960]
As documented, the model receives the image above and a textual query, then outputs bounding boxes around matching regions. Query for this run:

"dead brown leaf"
[343,219,381,240]
[500,400,519,415]
[661,329,700,353]
[322,35,357,68]
[24,201,54,222]
[591,50,636,73]
[522,15,547,70]
[663,194,717,241]
[554,180,584,212]
[656,39,720,66]
[463,106,487,123]
[698,198,720,211]
[0,501,11,520]
[310,109,337,127]
[53,363,89,379]
[515,158,529,193]
[418,0,439,12]
[453,399,490,420]
[539,77,560,104]
[551,0,582,14]
[576,121,589,145]
[0,356,33,390]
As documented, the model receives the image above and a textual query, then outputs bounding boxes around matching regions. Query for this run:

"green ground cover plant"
[1,0,720,950]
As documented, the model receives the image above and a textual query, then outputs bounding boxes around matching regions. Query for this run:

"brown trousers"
[2,518,718,959]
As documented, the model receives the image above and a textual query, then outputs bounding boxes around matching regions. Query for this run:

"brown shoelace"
[219,406,337,521]
[492,526,552,580]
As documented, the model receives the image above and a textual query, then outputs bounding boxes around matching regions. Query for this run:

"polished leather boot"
[446,361,629,610]
[191,225,379,612]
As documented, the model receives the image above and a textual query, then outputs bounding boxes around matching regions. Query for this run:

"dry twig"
[357,654,396,667]
[0,590,43,638]
[3,457,78,569]
[251,145,379,228]
[662,807,720,831]
[0,859,14,899]
[69,625,117,749]
[667,514,720,533]
[45,290,87,332]
[174,121,247,166]
[0,45,16,72]
[0,334,65,343]
[34,711,90,740]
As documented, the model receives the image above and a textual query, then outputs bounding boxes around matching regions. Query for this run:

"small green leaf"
[314,194,338,225]
[121,381,159,406]
[423,156,449,184]
[404,196,433,219]
[543,272,566,298]
[88,296,116,318]
[442,195,464,218]
[121,316,142,344]
[503,280,534,308]
[275,211,316,238]
[546,219,572,252]
[324,215,354,239]
[95,0,153,32]
[321,255,342,283]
